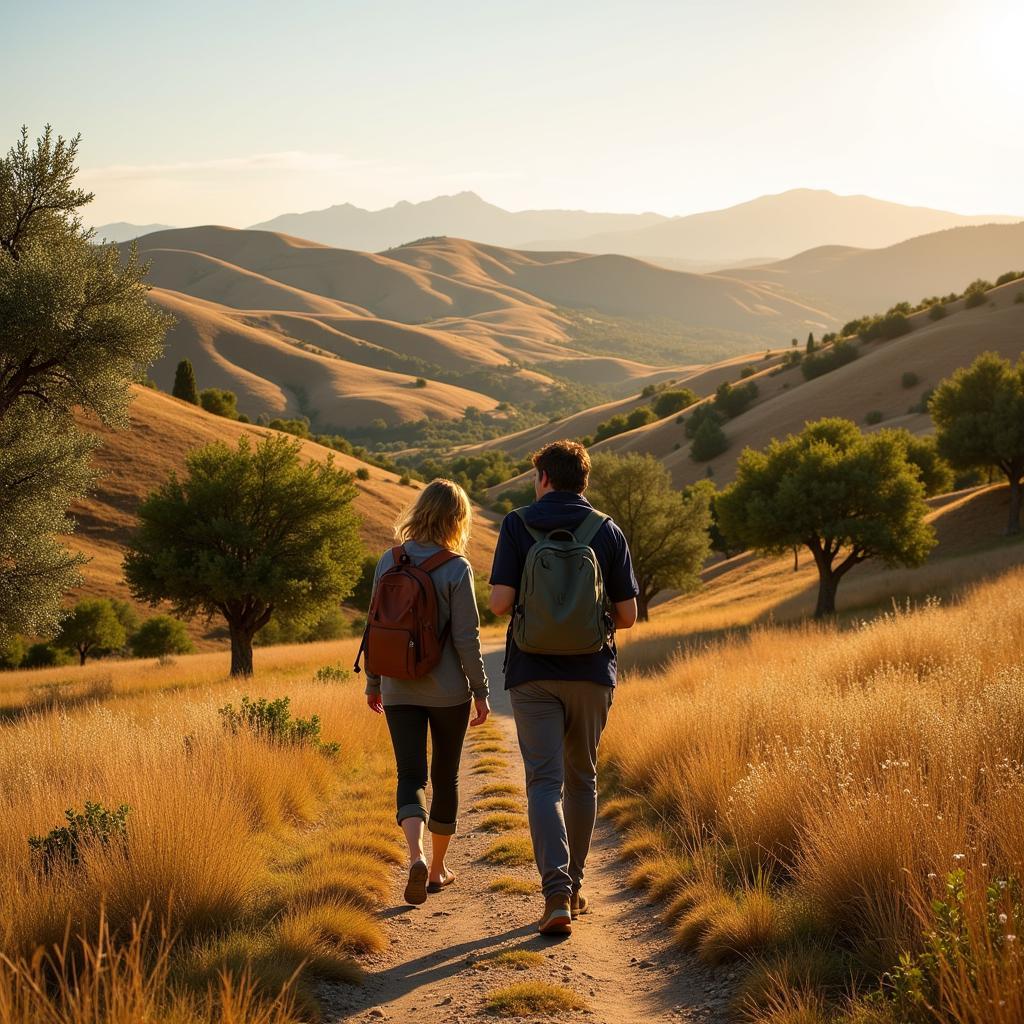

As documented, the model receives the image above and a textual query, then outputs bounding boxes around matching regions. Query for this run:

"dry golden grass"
[488,876,539,895]
[478,783,522,798]
[475,797,522,814]
[476,949,545,971]
[481,836,535,867]
[604,565,1024,1022]
[485,981,588,1016]
[478,812,528,833]
[0,638,399,1019]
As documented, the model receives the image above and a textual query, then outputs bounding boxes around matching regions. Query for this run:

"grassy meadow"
[602,566,1024,1023]
[0,638,400,1023]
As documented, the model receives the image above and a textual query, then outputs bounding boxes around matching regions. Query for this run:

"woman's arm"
[450,563,489,701]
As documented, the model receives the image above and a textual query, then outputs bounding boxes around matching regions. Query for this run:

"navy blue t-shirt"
[489,491,639,689]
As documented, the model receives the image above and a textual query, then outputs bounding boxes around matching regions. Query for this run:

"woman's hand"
[470,696,490,727]
[366,692,383,715]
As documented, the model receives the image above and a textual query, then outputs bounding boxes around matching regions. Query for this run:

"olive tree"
[56,598,127,666]
[0,126,169,643]
[588,452,711,621]
[124,434,363,676]
[716,418,935,618]
[929,352,1024,534]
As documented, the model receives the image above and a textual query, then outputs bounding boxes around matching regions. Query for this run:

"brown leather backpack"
[353,545,459,679]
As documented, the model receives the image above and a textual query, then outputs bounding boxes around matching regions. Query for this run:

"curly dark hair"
[531,440,591,493]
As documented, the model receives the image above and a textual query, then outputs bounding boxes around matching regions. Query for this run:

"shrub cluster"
[218,695,339,755]
[801,339,859,380]
[28,801,130,874]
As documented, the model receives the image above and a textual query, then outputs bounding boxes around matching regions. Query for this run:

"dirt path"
[324,649,732,1024]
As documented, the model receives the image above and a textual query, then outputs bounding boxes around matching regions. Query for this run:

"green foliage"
[417,450,530,501]
[124,434,363,676]
[806,332,816,354]
[963,279,993,309]
[398,473,412,486]
[28,801,130,875]
[267,416,310,438]
[0,634,26,669]
[684,404,722,439]
[995,270,1023,286]
[801,340,859,380]
[877,870,1021,1023]
[56,598,127,666]
[414,377,427,388]
[23,641,72,668]
[653,388,698,418]
[739,365,756,379]
[475,574,498,626]
[130,615,193,658]
[864,410,883,426]
[313,663,351,684]
[901,371,920,389]
[928,302,947,320]
[716,418,935,616]
[588,453,712,619]
[199,388,240,419]
[930,352,1024,533]
[690,416,729,462]
[713,380,758,419]
[0,406,95,645]
[172,359,200,404]
[882,430,953,497]
[355,467,370,481]
[217,695,338,755]
[0,127,169,646]
[593,404,656,443]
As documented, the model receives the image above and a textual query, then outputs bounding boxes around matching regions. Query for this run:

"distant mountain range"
[92,221,175,242]
[248,189,1018,266]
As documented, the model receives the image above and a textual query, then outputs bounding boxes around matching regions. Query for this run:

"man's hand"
[366,692,383,715]
[470,696,491,726]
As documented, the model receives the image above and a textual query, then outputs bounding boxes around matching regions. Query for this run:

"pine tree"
[172,359,199,404]
[806,331,816,354]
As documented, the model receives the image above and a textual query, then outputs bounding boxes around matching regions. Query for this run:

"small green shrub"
[739,365,756,379]
[199,388,240,419]
[398,473,412,486]
[928,303,947,320]
[901,371,920,389]
[355,467,370,481]
[218,696,339,755]
[23,642,72,668]
[864,410,884,425]
[1015,291,1024,305]
[996,270,1022,286]
[314,664,351,684]
[690,417,728,462]
[28,801,130,874]
[414,377,428,388]
[801,340,859,380]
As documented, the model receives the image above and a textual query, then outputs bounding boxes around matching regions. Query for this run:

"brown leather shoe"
[538,894,572,935]
[571,890,589,919]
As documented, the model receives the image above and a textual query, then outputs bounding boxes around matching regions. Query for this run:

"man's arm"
[612,597,638,629]
[490,583,516,616]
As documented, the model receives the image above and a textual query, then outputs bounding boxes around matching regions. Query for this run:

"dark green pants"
[384,702,471,835]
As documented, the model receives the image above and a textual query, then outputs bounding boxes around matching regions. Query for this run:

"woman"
[364,479,490,905]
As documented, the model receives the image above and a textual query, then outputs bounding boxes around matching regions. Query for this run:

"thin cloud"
[82,151,370,180]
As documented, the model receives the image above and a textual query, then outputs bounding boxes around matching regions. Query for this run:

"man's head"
[532,440,591,498]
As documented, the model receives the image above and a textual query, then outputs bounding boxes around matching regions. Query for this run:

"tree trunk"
[635,591,651,623]
[793,546,799,572]
[813,569,839,619]
[229,624,255,677]
[78,648,87,666]
[1007,476,1022,535]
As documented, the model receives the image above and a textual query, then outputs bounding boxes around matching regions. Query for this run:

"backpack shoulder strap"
[390,544,409,566]
[573,510,609,547]
[418,549,460,574]
[514,507,546,543]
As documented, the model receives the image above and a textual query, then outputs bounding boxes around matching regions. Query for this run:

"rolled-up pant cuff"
[397,804,427,825]
[428,816,457,836]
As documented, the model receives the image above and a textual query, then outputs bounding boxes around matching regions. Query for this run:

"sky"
[4,0,1022,226]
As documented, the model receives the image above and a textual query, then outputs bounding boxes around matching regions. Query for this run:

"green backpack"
[512,508,611,656]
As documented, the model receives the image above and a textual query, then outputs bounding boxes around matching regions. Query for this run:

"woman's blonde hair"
[395,478,473,555]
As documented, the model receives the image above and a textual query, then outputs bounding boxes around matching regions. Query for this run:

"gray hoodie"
[363,541,489,707]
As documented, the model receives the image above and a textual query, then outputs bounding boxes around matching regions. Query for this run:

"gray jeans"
[510,679,614,899]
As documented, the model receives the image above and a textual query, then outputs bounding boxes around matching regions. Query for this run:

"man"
[490,440,638,936]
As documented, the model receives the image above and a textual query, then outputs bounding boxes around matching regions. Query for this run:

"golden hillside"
[124,227,837,433]
[68,386,501,628]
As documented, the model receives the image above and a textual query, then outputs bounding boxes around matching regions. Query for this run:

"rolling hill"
[125,227,836,433]
[484,277,1024,496]
[720,222,1024,319]
[67,386,502,638]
